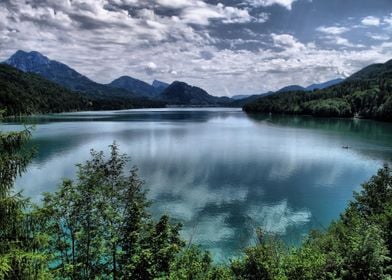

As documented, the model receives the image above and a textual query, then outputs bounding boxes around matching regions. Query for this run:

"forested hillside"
[0,64,90,116]
[160,81,231,106]
[243,60,392,122]
[0,64,166,116]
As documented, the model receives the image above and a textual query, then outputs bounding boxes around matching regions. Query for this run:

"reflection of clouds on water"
[184,214,235,244]
[150,184,248,221]
[16,140,116,201]
[183,214,236,262]
[247,200,311,235]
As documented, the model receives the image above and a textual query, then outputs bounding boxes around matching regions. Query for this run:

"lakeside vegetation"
[243,59,392,122]
[1,116,392,279]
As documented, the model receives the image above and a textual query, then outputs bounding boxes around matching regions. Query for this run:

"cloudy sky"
[1,0,392,96]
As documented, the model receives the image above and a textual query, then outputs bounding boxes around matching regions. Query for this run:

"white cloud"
[180,2,257,25]
[384,14,392,28]
[367,33,390,41]
[361,16,381,26]
[334,36,355,47]
[271,33,306,51]
[1,0,392,96]
[155,0,191,9]
[246,0,299,10]
[316,26,349,35]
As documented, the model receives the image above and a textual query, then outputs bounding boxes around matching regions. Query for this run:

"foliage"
[34,143,184,279]
[231,230,287,280]
[0,112,51,279]
[243,59,392,121]
[0,64,165,116]
[169,246,233,280]
[0,64,89,116]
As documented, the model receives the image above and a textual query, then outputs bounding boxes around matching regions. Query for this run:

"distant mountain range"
[4,50,136,100]
[306,78,344,91]
[277,78,344,93]
[5,50,380,117]
[160,81,231,106]
[243,59,392,122]
[152,80,169,93]
[277,85,306,92]
[0,63,169,116]
[230,78,344,107]
[232,78,344,101]
[3,50,228,107]
[108,76,162,97]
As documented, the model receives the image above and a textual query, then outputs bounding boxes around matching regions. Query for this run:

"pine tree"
[0,112,51,279]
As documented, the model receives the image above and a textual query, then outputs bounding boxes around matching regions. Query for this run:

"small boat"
[342,145,350,149]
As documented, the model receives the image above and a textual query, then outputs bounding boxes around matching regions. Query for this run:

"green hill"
[0,64,166,116]
[0,63,90,116]
[243,59,392,122]
[160,81,231,106]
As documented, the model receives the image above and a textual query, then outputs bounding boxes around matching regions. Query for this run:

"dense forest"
[243,59,392,122]
[0,64,165,116]
[0,64,90,115]
[1,115,392,279]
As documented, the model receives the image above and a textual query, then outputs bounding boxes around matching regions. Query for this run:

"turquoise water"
[5,108,392,261]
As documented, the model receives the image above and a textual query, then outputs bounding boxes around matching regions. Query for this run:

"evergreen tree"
[0,112,51,279]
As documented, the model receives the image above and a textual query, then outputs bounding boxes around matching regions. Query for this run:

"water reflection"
[6,108,392,261]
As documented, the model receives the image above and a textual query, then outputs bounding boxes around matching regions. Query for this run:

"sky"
[0,0,392,96]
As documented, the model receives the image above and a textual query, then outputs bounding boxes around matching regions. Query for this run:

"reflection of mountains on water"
[6,108,242,125]
[246,113,392,163]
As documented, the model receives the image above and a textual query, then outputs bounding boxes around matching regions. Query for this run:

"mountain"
[231,95,251,100]
[306,78,344,91]
[243,59,392,122]
[3,50,232,107]
[159,81,231,106]
[0,63,90,116]
[277,85,305,92]
[4,50,136,99]
[108,76,157,97]
[229,93,271,107]
[230,78,344,107]
[0,63,165,115]
[347,59,392,81]
[152,80,169,93]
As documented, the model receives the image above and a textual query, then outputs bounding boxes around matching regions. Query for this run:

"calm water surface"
[5,108,392,262]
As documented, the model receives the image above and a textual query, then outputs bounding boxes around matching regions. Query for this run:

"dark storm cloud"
[0,0,391,96]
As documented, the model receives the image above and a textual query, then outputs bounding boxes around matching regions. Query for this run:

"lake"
[5,108,392,262]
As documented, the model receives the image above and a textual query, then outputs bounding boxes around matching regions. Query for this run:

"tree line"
[243,76,392,122]
[0,64,165,117]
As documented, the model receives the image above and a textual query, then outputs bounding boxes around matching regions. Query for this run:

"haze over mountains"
[232,78,344,101]
[230,78,344,107]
